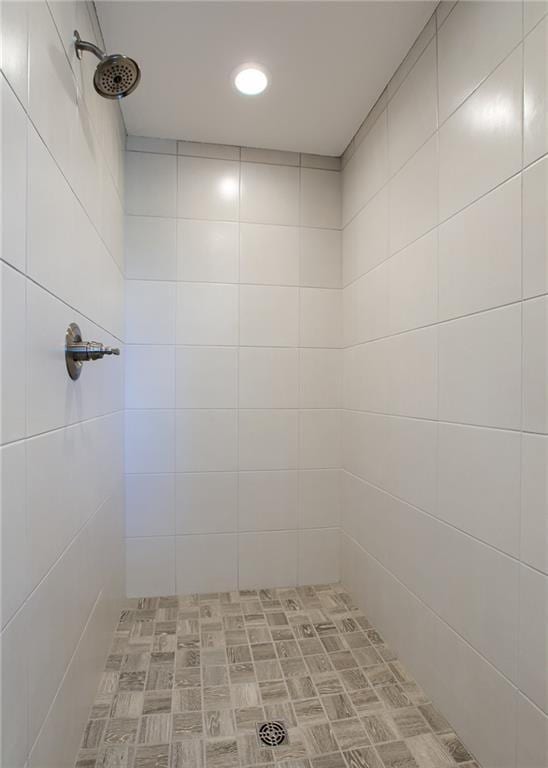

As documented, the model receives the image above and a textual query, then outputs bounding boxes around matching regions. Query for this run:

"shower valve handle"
[65,322,120,380]
[68,340,120,361]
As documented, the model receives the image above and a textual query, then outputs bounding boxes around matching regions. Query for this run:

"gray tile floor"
[75,583,480,768]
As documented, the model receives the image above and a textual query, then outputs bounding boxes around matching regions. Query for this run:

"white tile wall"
[125,215,177,280]
[300,228,341,288]
[341,4,548,766]
[177,219,239,283]
[0,3,125,767]
[439,46,522,221]
[438,176,521,320]
[125,142,342,595]
[240,223,300,285]
[176,533,238,593]
[176,472,238,534]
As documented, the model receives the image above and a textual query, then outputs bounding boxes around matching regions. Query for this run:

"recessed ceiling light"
[232,63,269,96]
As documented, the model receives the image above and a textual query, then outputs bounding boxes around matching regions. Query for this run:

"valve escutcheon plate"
[66,322,83,381]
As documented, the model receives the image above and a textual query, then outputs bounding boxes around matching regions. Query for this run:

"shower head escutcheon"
[74,30,141,99]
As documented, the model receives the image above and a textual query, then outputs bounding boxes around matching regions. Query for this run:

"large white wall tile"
[437,423,521,556]
[438,304,522,429]
[125,151,177,217]
[299,469,341,528]
[126,537,175,598]
[389,135,438,254]
[300,168,341,229]
[28,0,75,183]
[240,223,299,286]
[177,156,239,221]
[125,216,177,281]
[239,410,298,470]
[27,538,83,745]
[518,565,548,713]
[388,230,437,334]
[439,47,522,221]
[126,280,176,344]
[438,176,521,320]
[240,147,298,166]
[388,327,438,419]
[239,347,298,408]
[1,75,26,272]
[342,187,389,286]
[175,410,237,472]
[523,156,548,299]
[386,416,437,512]
[437,0,522,123]
[354,262,389,343]
[1,605,29,768]
[176,346,238,409]
[176,282,238,345]
[521,433,548,574]
[299,410,341,469]
[1,443,28,627]
[240,285,299,346]
[300,228,341,288]
[28,415,121,591]
[523,296,548,433]
[525,16,548,166]
[176,472,238,534]
[525,1,548,34]
[388,39,437,174]
[176,533,238,593]
[299,349,342,408]
[1,263,26,443]
[177,219,239,283]
[126,410,175,474]
[1,0,29,107]
[126,474,175,537]
[298,528,340,585]
[126,345,176,409]
[240,162,299,225]
[299,288,341,348]
[127,135,177,154]
[238,470,298,531]
[517,693,548,768]
[238,531,298,589]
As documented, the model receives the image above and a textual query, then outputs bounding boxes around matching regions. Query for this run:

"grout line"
[126,526,342,539]
[339,406,548,439]
[1,409,124,450]
[340,467,548,580]
[0,256,125,345]
[236,155,242,590]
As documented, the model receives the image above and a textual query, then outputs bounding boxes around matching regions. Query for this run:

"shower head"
[74,30,140,100]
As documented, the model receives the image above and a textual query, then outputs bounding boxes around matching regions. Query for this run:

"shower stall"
[1,2,547,768]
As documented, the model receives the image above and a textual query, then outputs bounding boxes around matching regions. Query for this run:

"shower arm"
[74,30,105,61]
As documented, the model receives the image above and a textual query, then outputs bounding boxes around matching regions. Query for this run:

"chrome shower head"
[74,30,141,100]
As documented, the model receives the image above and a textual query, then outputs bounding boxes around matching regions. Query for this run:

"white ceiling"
[97,1,435,156]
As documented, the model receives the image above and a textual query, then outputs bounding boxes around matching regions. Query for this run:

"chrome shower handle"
[68,341,120,361]
[66,322,120,380]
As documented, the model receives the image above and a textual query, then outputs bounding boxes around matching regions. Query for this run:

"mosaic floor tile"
[75,583,480,768]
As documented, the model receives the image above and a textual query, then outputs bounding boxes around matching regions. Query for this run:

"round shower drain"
[256,721,288,747]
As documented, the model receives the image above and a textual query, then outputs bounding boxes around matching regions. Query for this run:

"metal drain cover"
[256,720,288,747]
